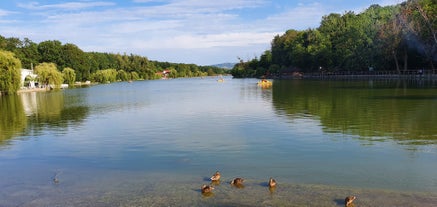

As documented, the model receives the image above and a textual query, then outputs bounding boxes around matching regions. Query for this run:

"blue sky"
[0,0,401,65]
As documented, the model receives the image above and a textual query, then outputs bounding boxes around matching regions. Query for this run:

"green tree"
[377,15,404,73]
[117,69,129,81]
[62,43,89,81]
[91,69,117,83]
[0,50,22,95]
[17,38,39,69]
[130,71,140,80]
[62,67,76,86]
[34,62,63,89]
[37,40,64,66]
[400,0,436,69]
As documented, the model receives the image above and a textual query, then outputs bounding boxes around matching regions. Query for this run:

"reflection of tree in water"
[0,95,27,145]
[22,91,89,133]
[0,91,89,146]
[272,80,437,146]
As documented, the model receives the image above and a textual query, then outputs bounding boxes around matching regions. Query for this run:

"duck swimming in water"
[210,171,221,181]
[344,196,356,207]
[268,177,276,188]
[201,184,214,194]
[230,177,244,188]
[231,178,244,185]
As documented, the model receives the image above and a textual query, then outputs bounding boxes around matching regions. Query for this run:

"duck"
[201,184,214,194]
[230,177,244,185]
[344,196,356,207]
[210,171,221,181]
[268,177,276,188]
[53,177,59,184]
[53,172,60,184]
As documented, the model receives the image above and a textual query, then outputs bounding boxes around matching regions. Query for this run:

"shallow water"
[1,77,436,206]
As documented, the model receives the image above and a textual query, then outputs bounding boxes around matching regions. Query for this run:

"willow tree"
[35,62,63,89]
[62,67,76,86]
[0,50,22,95]
[117,69,129,81]
[91,68,117,83]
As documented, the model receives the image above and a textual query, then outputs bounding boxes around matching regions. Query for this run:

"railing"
[303,69,437,79]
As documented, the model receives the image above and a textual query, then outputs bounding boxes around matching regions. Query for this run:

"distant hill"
[211,63,236,69]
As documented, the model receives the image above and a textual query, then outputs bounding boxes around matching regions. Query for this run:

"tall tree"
[0,50,22,94]
[117,69,129,81]
[17,38,39,69]
[62,67,76,86]
[34,62,63,89]
[378,14,404,73]
[37,40,64,67]
[400,0,436,69]
[62,43,89,81]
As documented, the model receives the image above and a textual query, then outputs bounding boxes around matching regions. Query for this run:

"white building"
[21,69,38,88]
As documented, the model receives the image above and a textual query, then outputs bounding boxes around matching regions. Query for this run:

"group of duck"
[201,171,357,207]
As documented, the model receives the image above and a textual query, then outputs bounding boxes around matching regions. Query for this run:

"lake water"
[1,77,437,206]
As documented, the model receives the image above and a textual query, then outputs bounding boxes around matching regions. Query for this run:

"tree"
[377,14,404,73]
[117,69,129,81]
[91,69,117,83]
[17,38,39,69]
[62,43,89,81]
[0,50,22,94]
[34,62,63,89]
[400,0,437,69]
[62,67,76,86]
[130,71,140,80]
[37,40,64,66]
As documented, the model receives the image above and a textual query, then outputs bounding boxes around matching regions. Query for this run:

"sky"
[0,0,402,65]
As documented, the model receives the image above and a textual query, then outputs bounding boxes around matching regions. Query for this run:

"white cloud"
[262,2,327,30]
[132,0,169,3]
[17,1,115,11]
[343,0,403,14]
[379,0,403,6]
[0,9,14,17]
[125,32,276,49]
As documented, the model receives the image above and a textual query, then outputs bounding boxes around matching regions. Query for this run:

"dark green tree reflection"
[0,94,27,145]
[0,91,89,146]
[272,80,437,145]
[21,91,89,132]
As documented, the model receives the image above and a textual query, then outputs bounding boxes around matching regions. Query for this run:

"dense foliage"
[34,62,63,88]
[62,67,76,86]
[0,50,21,94]
[231,0,436,78]
[0,37,228,83]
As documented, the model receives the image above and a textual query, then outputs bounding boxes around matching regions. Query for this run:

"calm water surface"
[1,77,437,206]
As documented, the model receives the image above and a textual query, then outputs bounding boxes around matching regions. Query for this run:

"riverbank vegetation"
[0,50,21,95]
[231,0,436,78]
[0,35,228,94]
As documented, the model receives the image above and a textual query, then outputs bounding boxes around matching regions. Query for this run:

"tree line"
[231,0,436,78]
[0,35,228,94]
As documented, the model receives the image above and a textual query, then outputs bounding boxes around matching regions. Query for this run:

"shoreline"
[16,82,93,94]
[1,173,436,207]
[17,87,50,93]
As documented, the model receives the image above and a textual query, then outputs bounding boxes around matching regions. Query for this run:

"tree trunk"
[393,51,400,74]
[430,60,435,72]
[403,47,408,71]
